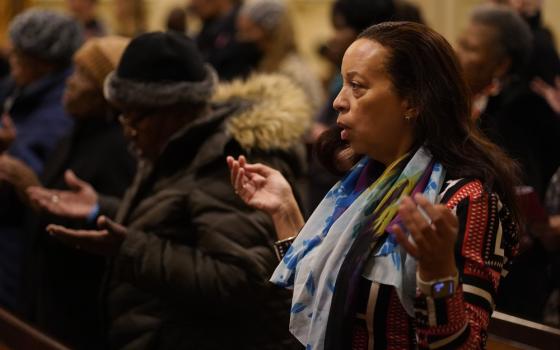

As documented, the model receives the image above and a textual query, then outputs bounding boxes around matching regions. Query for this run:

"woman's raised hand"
[227,155,294,215]
[227,155,305,240]
[392,193,459,281]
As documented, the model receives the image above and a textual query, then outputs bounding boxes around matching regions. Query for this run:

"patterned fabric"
[270,147,446,349]
[350,178,519,349]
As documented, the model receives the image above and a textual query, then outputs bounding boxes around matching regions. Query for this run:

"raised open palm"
[27,169,98,219]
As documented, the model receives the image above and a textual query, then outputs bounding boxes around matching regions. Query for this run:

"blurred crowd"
[0,0,559,349]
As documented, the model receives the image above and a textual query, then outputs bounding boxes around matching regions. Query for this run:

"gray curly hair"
[9,9,83,65]
[240,0,286,33]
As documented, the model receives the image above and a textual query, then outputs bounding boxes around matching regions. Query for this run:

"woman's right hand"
[226,155,293,215]
[227,156,305,240]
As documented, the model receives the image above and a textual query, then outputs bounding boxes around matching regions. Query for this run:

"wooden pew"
[1,305,559,349]
[0,307,70,350]
[488,311,560,350]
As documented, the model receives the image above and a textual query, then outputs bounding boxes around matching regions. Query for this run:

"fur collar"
[213,73,312,151]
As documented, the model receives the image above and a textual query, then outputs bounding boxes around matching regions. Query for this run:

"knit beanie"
[240,0,286,33]
[9,9,83,64]
[74,36,130,89]
[104,31,217,109]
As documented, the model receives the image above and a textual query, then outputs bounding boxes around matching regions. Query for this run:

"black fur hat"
[104,31,217,108]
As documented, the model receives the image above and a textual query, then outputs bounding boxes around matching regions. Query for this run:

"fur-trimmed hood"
[213,73,313,151]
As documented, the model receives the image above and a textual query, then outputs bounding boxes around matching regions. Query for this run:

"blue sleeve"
[8,107,73,175]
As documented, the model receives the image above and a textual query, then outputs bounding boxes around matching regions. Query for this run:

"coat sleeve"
[112,182,279,314]
[8,108,73,175]
[414,179,519,349]
[98,194,122,220]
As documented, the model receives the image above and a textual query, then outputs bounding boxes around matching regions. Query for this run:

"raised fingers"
[414,194,458,237]
[242,162,277,177]
[228,156,240,188]
[399,196,438,246]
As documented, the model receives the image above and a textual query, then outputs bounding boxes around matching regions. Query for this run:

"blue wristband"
[86,203,100,224]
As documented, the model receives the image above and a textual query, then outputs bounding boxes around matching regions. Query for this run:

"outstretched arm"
[27,170,99,220]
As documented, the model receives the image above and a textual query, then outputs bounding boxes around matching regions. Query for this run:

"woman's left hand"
[392,193,459,281]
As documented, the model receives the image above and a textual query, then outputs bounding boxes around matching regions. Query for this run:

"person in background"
[0,0,32,80]
[66,0,106,39]
[0,9,82,311]
[237,0,324,113]
[532,75,560,114]
[308,0,396,213]
[32,31,311,349]
[190,0,260,80]
[494,0,560,116]
[394,0,425,23]
[505,0,560,84]
[112,0,146,37]
[229,21,520,349]
[0,35,135,349]
[541,168,560,326]
[456,3,560,322]
[456,3,560,200]
[166,7,188,34]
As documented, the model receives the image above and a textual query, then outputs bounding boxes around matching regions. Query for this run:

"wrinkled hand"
[227,155,295,216]
[531,76,560,114]
[47,215,127,256]
[0,154,40,193]
[0,114,17,153]
[392,193,459,280]
[27,170,98,219]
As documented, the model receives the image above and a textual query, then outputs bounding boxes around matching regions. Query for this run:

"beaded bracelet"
[273,236,296,261]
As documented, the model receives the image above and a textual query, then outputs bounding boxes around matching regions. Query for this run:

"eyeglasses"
[118,110,155,128]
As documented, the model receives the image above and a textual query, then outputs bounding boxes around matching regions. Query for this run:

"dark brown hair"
[317,21,521,222]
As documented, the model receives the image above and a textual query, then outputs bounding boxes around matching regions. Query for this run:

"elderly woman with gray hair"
[455,3,560,322]
[0,9,82,311]
[236,0,324,112]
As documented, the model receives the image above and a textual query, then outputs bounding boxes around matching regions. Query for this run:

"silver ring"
[51,195,59,204]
